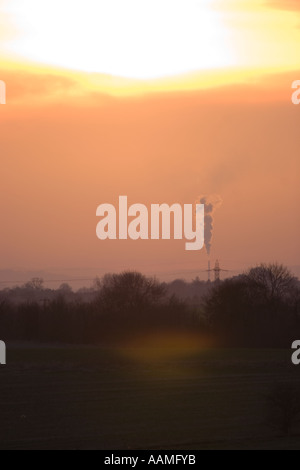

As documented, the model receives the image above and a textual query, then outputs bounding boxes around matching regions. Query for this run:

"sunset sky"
[0,0,299,286]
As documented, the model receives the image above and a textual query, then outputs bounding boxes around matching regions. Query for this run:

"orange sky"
[0,0,299,284]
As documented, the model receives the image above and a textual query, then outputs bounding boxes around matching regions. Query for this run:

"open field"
[0,345,299,450]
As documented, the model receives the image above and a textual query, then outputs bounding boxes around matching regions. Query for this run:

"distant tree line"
[205,263,300,347]
[0,264,299,347]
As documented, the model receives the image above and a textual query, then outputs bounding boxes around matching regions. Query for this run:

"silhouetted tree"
[245,263,297,303]
[59,283,73,293]
[93,276,102,291]
[204,264,300,347]
[24,277,44,291]
[97,271,166,316]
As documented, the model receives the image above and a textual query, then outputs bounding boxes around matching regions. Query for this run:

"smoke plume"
[197,195,222,255]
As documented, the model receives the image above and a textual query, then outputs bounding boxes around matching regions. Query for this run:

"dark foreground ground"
[0,343,299,450]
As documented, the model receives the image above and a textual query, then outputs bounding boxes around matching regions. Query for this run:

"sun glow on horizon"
[0,0,300,92]
[0,0,235,79]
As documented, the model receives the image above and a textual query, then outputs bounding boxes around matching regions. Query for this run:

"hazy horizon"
[0,262,299,291]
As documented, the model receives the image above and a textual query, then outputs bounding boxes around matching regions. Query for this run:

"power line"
[0,278,96,286]
[0,263,244,287]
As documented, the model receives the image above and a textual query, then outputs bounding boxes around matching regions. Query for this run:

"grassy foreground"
[0,344,299,450]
